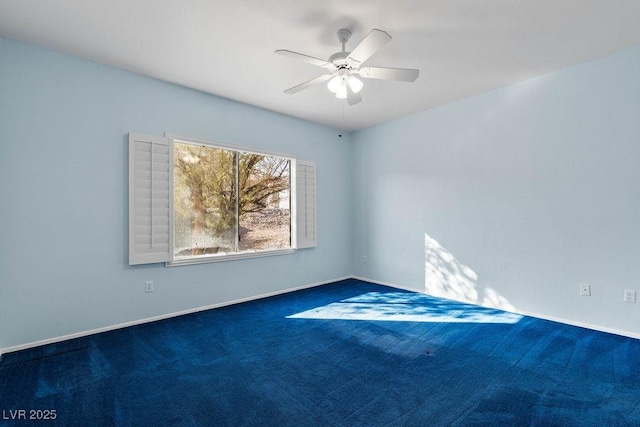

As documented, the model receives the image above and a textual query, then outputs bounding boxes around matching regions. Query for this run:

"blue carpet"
[1,279,640,426]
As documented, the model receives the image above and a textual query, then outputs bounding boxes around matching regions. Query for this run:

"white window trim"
[166,248,296,267]
[165,133,293,159]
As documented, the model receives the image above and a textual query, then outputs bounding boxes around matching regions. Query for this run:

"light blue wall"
[0,37,353,350]
[2,36,640,350]
[352,47,640,336]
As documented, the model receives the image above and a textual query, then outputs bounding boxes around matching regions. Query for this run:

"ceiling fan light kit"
[276,28,419,105]
[327,72,363,99]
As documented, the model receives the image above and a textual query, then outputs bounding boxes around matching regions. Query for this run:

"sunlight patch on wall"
[288,291,521,324]
[425,233,515,311]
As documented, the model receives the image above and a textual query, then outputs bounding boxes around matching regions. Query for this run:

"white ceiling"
[1,0,639,132]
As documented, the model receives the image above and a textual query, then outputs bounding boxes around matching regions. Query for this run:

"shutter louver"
[296,160,317,249]
[129,133,172,265]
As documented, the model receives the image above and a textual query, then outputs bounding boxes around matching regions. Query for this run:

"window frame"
[128,132,316,267]
[165,134,296,267]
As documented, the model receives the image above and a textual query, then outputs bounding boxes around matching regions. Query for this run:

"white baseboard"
[3,274,638,356]
[351,275,421,293]
[352,275,640,341]
[513,310,640,340]
[0,276,351,355]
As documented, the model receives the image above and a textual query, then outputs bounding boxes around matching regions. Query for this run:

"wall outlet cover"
[624,289,636,303]
[580,284,591,296]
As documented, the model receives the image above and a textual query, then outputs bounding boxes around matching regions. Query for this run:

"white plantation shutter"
[295,160,317,248]
[128,133,172,265]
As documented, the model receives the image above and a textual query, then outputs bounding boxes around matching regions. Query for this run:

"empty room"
[1,1,640,425]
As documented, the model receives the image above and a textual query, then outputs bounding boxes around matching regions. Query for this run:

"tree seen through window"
[173,142,290,257]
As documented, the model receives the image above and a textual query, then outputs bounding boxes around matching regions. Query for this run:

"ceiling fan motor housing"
[328,51,351,68]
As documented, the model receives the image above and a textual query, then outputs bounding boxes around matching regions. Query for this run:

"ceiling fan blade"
[275,49,334,69]
[284,74,333,94]
[358,66,419,82]
[347,29,391,65]
[347,85,362,106]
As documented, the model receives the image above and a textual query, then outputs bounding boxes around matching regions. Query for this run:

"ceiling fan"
[275,28,419,105]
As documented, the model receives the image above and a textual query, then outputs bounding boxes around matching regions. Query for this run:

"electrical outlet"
[145,281,154,293]
[363,255,368,264]
[624,289,636,303]
[580,284,591,296]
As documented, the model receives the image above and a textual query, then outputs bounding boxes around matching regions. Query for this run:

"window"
[173,140,291,258]
[128,133,316,266]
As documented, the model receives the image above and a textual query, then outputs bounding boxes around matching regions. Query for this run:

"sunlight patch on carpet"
[287,292,522,323]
